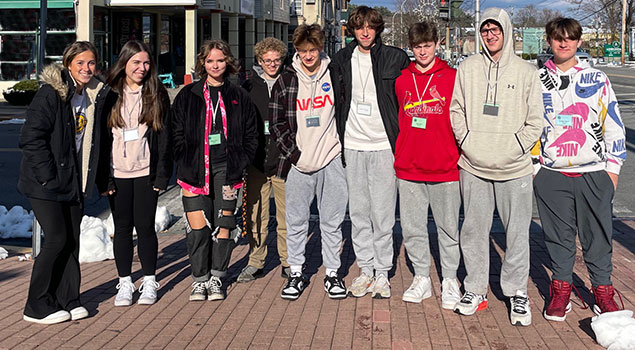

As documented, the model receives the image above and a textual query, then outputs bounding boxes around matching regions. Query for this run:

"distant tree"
[568,0,634,41]
[514,5,563,28]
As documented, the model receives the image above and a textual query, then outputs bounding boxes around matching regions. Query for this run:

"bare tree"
[514,5,564,28]
[568,0,634,41]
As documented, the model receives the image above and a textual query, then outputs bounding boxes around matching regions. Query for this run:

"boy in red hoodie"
[394,22,461,307]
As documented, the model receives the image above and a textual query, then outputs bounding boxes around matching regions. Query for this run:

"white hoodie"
[292,53,341,173]
[536,58,626,174]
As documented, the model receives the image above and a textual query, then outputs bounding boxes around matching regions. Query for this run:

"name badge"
[209,133,222,145]
[411,117,427,129]
[123,128,139,142]
[264,120,270,135]
[483,103,499,116]
[357,103,372,116]
[555,114,573,127]
[306,115,320,128]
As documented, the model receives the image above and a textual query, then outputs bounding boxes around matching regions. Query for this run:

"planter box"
[3,90,36,106]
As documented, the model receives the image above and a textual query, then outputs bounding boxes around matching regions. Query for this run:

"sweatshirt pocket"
[461,131,524,170]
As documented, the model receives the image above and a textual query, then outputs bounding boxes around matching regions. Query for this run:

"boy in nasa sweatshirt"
[393,22,461,309]
[270,24,348,301]
[534,17,626,321]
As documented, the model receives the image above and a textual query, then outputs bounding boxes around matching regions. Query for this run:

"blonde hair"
[254,37,288,61]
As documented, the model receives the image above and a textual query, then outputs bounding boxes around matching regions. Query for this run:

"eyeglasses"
[480,27,501,37]
[297,48,319,56]
[260,58,282,65]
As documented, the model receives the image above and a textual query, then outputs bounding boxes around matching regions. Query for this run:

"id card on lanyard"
[410,72,434,129]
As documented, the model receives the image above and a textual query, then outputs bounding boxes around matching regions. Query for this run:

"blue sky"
[351,0,575,15]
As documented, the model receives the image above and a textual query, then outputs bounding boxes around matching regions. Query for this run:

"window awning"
[106,0,196,5]
[0,0,74,8]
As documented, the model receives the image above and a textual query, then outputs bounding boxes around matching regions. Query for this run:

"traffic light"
[439,0,449,20]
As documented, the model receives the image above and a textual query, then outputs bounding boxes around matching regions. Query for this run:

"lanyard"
[411,73,434,104]
[356,48,373,102]
[545,68,577,111]
[123,89,143,128]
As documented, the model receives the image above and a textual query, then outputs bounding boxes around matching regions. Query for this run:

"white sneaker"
[510,290,532,326]
[23,310,70,324]
[441,278,462,310]
[114,279,136,307]
[138,279,160,305]
[348,273,374,298]
[69,306,89,320]
[207,276,224,301]
[371,274,391,299]
[402,275,432,303]
[454,291,488,315]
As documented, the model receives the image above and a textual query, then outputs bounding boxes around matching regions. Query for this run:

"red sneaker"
[544,280,572,321]
[592,285,624,315]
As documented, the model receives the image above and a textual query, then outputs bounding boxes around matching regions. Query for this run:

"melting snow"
[591,310,635,350]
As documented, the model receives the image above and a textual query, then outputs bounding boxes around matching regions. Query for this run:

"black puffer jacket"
[172,78,258,186]
[242,66,283,177]
[18,64,110,202]
[96,85,173,193]
[329,36,410,164]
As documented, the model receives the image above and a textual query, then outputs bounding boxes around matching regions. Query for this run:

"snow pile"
[78,216,114,263]
[591,310,635,350]
[0,118,25,125]
[0,247,8,259]
[0,205,34,239]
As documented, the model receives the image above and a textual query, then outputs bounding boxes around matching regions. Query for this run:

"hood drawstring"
[485,60,500,106]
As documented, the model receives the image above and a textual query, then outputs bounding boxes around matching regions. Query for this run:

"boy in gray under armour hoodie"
[449,8,543,326]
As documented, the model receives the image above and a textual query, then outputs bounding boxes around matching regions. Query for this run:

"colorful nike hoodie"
[536,58,626,174]
[394,58,459,182]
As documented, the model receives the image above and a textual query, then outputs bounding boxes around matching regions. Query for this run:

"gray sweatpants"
[285,157,348,271]
[459,169,532,297]
[534,169,614,287]
[344,149,397,277]
[399,179,461,279]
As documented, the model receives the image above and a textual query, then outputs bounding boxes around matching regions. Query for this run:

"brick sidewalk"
[1,216,634,349]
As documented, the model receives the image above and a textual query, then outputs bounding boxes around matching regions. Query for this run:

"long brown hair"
[106,40,165,131]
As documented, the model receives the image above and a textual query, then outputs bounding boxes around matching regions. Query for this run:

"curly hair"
[347,6,384,37]
[254,37,288,61]
[195,39,240,79]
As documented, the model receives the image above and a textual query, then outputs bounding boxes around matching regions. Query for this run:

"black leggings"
[109,176,159,277]
[24,198,82,319]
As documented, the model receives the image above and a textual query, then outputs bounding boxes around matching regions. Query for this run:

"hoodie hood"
[407,57,450,76]
[544,56,589,75]
[479,7,514,67]
[40,64,73,101]
[292,52,331,83]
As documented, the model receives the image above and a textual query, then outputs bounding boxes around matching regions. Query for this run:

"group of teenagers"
[17,5,626,328]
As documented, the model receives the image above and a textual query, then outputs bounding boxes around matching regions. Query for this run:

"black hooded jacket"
[18,64,110,202]
[171,78,258,186]
[329,36,410,165]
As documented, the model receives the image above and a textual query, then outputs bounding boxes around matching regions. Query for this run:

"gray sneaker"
[207,276,224,301]
[189,281,207,301]
[237,265,263,283]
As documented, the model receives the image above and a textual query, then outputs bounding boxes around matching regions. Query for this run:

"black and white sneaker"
[324,275,347,299]
[281,274,308,300]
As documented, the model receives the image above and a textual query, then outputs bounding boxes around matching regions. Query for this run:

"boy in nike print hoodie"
[534,17,626,321]
[393,22,462,309]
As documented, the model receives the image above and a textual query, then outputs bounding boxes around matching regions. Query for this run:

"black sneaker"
[324,275,347,299]
[281,266,291,279]
[281,274,308,300]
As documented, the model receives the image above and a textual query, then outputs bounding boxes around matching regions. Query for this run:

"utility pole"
[37,0,47,77]
[621,0,626,66]
[475,0,480,54]
[446,0,451,61]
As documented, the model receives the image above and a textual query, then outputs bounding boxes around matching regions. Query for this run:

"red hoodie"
[394,58,459,182]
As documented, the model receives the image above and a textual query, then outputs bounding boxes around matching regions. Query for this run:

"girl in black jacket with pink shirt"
[171,39,258,301]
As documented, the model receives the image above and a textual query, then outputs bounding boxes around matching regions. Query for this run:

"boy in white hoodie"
[270,24,348,301]
[535,17,626,321]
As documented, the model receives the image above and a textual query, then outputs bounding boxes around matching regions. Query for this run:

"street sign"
[605,41,629,58]
[522,28,543,55]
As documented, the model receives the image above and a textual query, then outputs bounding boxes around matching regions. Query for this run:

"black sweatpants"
[24,198,82,319]
[534,169,615,287]
[182,164,235,282]
[109,175,159,277]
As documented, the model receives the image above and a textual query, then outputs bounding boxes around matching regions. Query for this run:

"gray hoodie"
[450,8,543,181]
[291,53,341,173]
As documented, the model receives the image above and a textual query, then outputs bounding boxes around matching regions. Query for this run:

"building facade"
[0,0,291,94]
